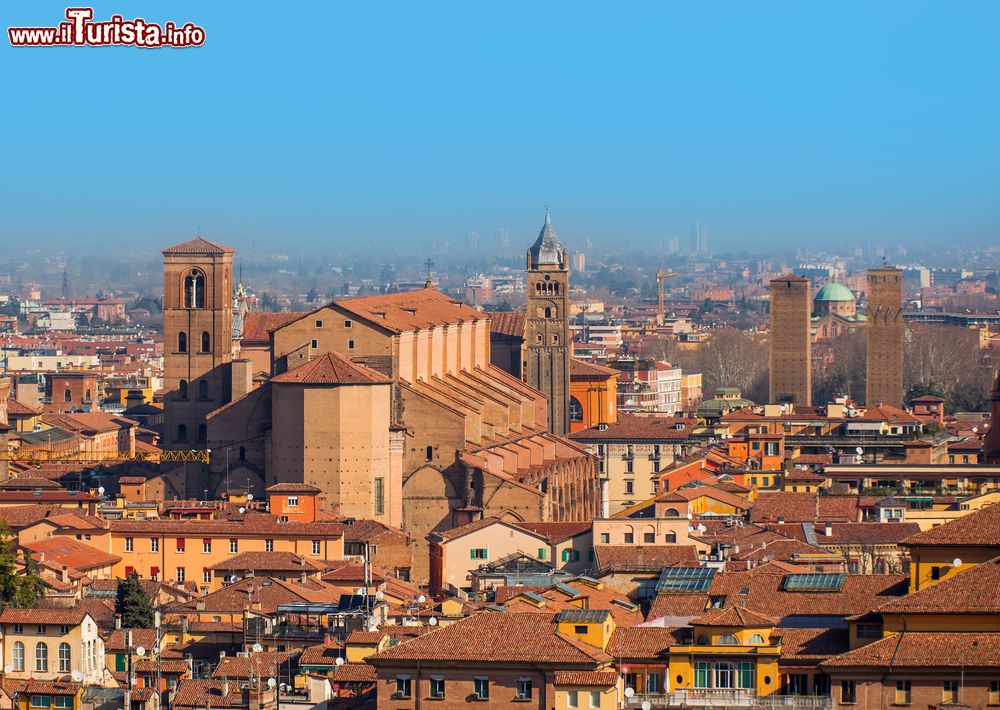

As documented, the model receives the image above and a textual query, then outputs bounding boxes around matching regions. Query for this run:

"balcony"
[623,690,833,709]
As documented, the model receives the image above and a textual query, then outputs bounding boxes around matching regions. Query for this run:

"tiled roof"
[172,679,245,708]
[331,662,377,683]
[5,398,42,416]
[212,651,293,679]
[657,484,749,510]
[553,671,618,686]
[162,236,235,254]
[692,605,777,628]
[606,626,685,659]
[750,493,863,524]
[503,581,642,628]
[2,679,79,697]
[428,516,508,542]
[265,482,322,494]
[647,593,709,620]
[571,414,697,441]
[23,537,121,572]
[207,551,328,572]
[594,545,699,573]
[822,632,1000,668]
[769,522,922,545]
[489,311,526,339]
[347,630,385,645]
[771,274,809,283]
[106,628,158,652]
[873,557,1000,615]
[570,359,619,380]
[269,351,390,385]
[0,607,88,625]
[170,576,343,615]
[333,288,487,334]
[511,521,591,544]
[902,503,1000,546]
[368,611,608,665]
[775,627,849,664]
[860,405,920,424]
[240,311,306,344]
[0,477,62,489]
[300,644,344,667]
[42,412,137,433]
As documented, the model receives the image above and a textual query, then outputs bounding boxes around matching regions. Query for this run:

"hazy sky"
[2,1,999,256]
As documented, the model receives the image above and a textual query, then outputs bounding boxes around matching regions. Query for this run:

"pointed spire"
[527,207,566,269]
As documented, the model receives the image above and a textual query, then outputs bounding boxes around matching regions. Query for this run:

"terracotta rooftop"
[333,288,487,334]
[212,651,293,679]
[171,679,245,708]
[489,311,526,339]
[5,398,42,416]
[265,482,322,494]
[647,593,710,620]
[860,405,920,424]
[299,644,344,668]
[23,537,121,572]
[769,522,922,546]
[606,626,685,659]
[162,236,235,254]
[822,632,1000,668]
[553,671,618,686]
[750,492,866,524]
[775,627,849,664]
[330,662,377,683]
[241,311,306,344]
[0,607,89,625]
[368,611,609,665]
[692,605,777,628]
[571,414,697,441]
[207,551,329,572]
[593,545,699,574]
[269,351,390,385]
[872,557,1000,615]
[902,503,1000,546]
[570,358,619,380]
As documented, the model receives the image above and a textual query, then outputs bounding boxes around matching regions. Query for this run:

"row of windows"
[176,331,212,353]
[10,641,71,673]
[177,379,211,400]
[123,537,324,555]
[599,531,677,544]
[10,624,71,635]
[29,696,72,709]
[174,423,207,444]
[61,388,92,403]
[395,677,557,703]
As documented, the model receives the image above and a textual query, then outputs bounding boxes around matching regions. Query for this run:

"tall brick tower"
[985,370,1000,464]
[866,267,904,407]
[524,209,571,435]
[162,237,235,451]
[769,275,812,406]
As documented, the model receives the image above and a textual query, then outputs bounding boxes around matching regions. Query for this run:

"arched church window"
[569,397,583,422]
[183,270,205,308]
[178,331,187,353]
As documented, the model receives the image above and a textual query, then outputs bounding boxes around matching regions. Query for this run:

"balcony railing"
[623,690,833,709]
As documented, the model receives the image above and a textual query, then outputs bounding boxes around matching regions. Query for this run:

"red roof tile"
[162,237,235,254]
[902,503,1000,546]
[594,545,699,573]
[334,288,486,334]
[553,671,618,686]
[571,414,697,441]
[606,626,685,659]
[691,605,777,627]
[241,311,307,344]
[822,632,1000,668]
[489,311,526,339]
[269,351,390,385]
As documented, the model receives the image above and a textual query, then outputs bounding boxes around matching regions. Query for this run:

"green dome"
[815,283,855,302]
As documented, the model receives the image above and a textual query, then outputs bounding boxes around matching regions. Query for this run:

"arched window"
[35,642,48,671]
[552,334,559,344]
[544,307,552,319]
[198,379,209,400]
[177,424,188,443]
[748,634,766,645]
[178,331,188,353]
[665,531,677,543]
[425,446,434,461]
[85,388,92,402]
[664,507,681,518]
[569,397,584,422]
[554,283,560,294]
[201,331,211,353]
[58,642,71,672]
[183,270,205,308]
[64,388,72,403]
[718,633,739,645]
[12,642,24,672]
[197,424,207,443]
[179,380,188,399]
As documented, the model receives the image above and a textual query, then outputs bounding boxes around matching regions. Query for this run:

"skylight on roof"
[655,567,717,593]
[782,573,846,592]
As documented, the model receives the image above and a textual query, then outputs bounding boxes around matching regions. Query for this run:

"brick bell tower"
[524,208,571,435]
[162,237,235,453]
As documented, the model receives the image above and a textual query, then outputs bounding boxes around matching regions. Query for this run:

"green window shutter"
[538,548,546,559]
[470,549,476,559]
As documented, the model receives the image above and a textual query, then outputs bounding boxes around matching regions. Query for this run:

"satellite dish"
[428,616,439,626]
[625,687,635,698]
[71,670,83,682]
[239,507,246,514]
[642,702,652,710]
[246,493,254,501]
[686,513,693,520]
[98,486,105,495]
[267,678,276,689]
[252,643,263,653]
[335,657,345,666]
[375,590,385,601]
[135,646,146,657]
[953,558,963,568]
[368,615,379,626]
[855,447,864,455]
[4,665,12,675]
[279,683,287,691]
[417,595,426,604]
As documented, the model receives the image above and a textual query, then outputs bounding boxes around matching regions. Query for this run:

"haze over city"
[3,0,999,254]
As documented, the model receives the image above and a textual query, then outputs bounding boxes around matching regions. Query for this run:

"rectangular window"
[203,539,212,553]
[265,539,274,552]
[856,623,882,639]
[989,680,1000,705]
[538,548,546,560]
[931,566,942,580]
[624,532,634,544]
[644,532,655,543]
[737,662,754,689]
[150,538,159,552]
[395,676,411,699]
[54,698,72,709]
[943,680,959,703]
[600,533,610,544]
[646,673,661,694]
[374,478,384,516]
[625,480,634,493]
[626,460,634,473]
[150,567,159,581]
[13,624,22,634]
[37,625,45,634]
[312,540,321,555]
[429,677,444,699]
[695,661,711,689]
[516,678,532,700]
[470,548,488,559]
[176,567,186,582]
[310,339,318,348]
[567,690,578,708]
[29,697,50,708]
[176,538,185,553]
[896,680,911,705]
[344,319,352,328]
[473,677,489,700]
[715,662,734,689]
[574,625,588,635]
[589,690,601,708]
[348,339,356,349]
[315,319,323,328]
[125,537,134,552]
[229,539,238,554]
[287,496,299,507]
[203,569,211,584]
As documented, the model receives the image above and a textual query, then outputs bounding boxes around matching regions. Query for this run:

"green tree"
[115,572,154,628]
[0,521,44,608]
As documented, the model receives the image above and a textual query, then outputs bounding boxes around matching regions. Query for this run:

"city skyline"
[2,1,998,251]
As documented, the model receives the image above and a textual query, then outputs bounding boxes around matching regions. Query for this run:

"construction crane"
[656,264,677,326]
[0,449,211,465]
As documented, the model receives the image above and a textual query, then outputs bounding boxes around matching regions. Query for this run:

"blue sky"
[2,1,998,255]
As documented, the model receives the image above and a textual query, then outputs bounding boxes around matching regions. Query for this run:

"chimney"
[777,516,785,524]
[60,565,69,584]
[231,359,254,402]
[222,679,229,697]
[300,571,307,583]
